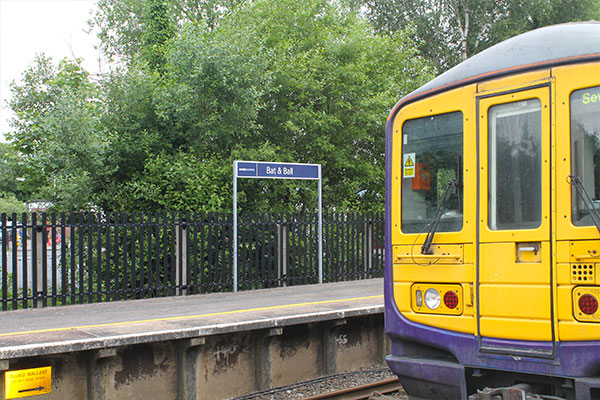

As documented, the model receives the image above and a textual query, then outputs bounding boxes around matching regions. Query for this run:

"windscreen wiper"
[421,179,459,255]
[568,175,600,234]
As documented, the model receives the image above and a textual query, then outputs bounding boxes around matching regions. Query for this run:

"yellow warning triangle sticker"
[404,156,414,167]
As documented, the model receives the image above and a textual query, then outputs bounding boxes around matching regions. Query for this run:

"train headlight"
[411,283,462,315]
[424,288,441,310]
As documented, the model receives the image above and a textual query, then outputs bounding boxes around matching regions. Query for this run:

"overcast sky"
[0,0,99,142]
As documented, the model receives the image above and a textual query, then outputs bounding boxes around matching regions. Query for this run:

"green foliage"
[488,0,600,44]
[89,0,432,213]
[0,143,25,200]
[90,0,245,64]
[358,0,600,71]
[120,153,232,211]
[8,0,433,213]
[160,22,269,154]
[229,0,432,210]
[90,0,146,64]
[7,56,107,211]
[0,195,26,216]
[8,0,599,213]
[141,0,175,72]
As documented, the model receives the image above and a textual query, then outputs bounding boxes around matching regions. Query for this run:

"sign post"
[233,161,322,291]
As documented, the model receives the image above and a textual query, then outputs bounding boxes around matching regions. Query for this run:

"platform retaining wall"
[0,313,386,399]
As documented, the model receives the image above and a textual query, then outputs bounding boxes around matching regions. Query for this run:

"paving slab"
[0,279,383,359]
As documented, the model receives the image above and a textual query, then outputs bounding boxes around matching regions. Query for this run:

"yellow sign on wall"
[4,366,51,399]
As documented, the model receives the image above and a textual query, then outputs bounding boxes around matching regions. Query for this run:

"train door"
[477,85,554,357]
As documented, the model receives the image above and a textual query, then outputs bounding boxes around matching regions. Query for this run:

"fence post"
[175,213,188,295]
[363,218,373,279]
[176,221,188,295]
[1,213,7,311]
[35,219,45,308]
[277,221,288,287]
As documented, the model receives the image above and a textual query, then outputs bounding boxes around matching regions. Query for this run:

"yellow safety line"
[0,295,384,338]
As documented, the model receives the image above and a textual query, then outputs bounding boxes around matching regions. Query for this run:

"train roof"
[389,21,600,119]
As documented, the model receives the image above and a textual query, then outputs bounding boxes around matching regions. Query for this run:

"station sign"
[233,160,323,291]
[5,366,52,399]
[236,161,320,180]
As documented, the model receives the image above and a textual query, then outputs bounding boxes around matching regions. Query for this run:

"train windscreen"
[400,111,463,234]
[570,85,600,226]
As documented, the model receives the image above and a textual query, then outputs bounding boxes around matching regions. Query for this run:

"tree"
[141,0,175,73]
[92,0,434,212]
[7,55,107,210]
[90,0,146,64]
[95,19,272,211]
[0,143,19,196]
[8,0,433,213]
[0,196,26,217]
[358,0,600,71]
[0,142,29,216]
[90,0,245,65]
[227,0,434,210]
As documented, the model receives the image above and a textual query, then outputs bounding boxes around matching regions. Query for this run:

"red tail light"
[444,291,459,309]
[579,294,599,315]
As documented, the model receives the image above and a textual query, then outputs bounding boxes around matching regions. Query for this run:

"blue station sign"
[236,161,320,180]
[233,159,323,290]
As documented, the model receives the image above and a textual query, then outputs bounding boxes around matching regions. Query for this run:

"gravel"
[233,365,407,399]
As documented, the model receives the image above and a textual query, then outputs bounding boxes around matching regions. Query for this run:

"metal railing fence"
[0,211,384,310]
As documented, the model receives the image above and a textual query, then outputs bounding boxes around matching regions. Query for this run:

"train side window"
[488,99,542,230]
[570,85,600,226]
[401,111,463,234]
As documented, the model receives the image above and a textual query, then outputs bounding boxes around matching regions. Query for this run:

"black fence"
[0,211,384,311]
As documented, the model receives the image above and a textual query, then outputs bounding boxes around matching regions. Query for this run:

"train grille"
[571,264,596,284]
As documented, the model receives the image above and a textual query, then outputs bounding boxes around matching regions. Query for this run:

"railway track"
[303,377,404,400]
[233,367,403,400]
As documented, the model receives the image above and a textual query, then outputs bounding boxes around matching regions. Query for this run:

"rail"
[304,378,403,400]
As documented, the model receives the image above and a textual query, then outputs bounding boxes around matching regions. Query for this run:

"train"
[385,22,600,399]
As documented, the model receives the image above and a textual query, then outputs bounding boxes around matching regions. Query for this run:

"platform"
[0,278,383,360]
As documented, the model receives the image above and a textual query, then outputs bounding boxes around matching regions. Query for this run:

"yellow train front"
[385,22,600,399]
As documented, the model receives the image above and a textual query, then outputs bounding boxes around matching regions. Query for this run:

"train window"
[488,99,542,230]
[401,111,463,233]
[570,86,600,226]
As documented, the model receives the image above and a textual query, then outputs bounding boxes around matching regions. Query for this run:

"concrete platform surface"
[0,279,383,359]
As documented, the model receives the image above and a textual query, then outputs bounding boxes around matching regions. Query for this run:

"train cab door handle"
[519,246,537,252]
[517,243,540,255]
